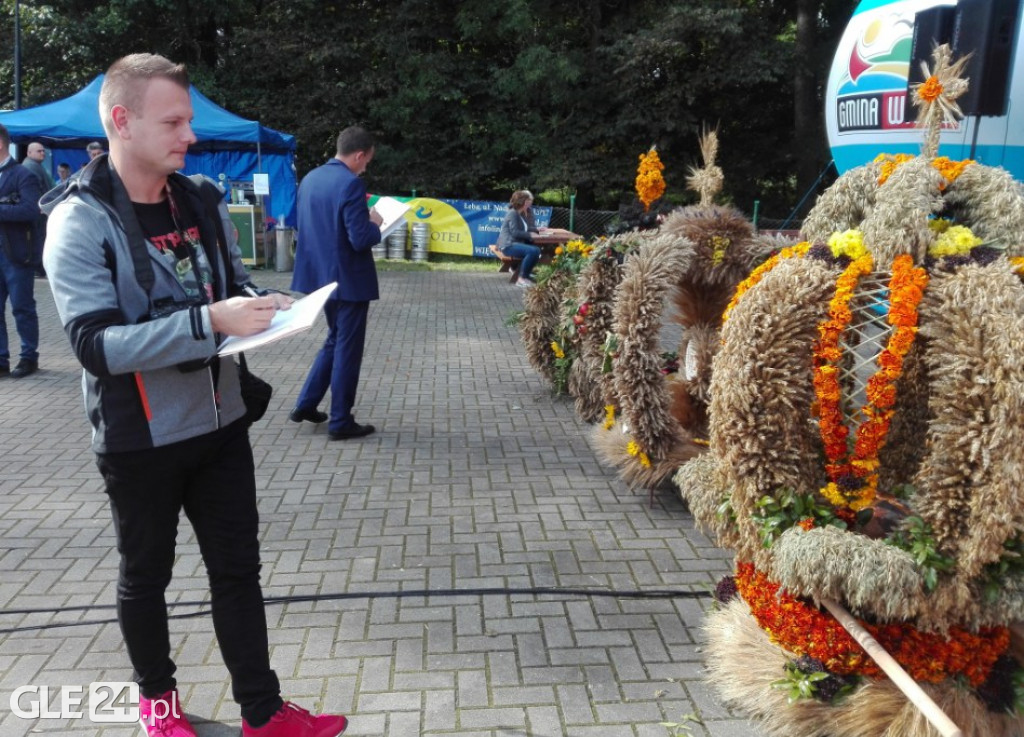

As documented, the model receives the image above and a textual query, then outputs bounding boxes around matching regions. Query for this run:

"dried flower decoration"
[636,147,666,212]
[686,126,724,207]
[911,44,970,159]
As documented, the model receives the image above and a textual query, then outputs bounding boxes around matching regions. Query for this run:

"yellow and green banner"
[368,195,553,257]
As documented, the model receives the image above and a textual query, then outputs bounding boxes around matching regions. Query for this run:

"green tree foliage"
[0,0,857,215]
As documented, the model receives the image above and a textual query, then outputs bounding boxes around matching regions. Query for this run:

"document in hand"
[374,196,412,239]
[217,282,338,356]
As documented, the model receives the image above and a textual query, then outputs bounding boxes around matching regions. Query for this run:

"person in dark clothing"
[0,125,43,377]
[42,53,347,737]
[289,125,383,440]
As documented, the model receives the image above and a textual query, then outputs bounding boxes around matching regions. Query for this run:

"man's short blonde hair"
[99,54,189,137]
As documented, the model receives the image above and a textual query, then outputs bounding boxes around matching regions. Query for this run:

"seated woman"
[497,190,542,288]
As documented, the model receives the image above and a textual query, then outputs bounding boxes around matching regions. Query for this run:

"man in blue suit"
[290,126,383,439]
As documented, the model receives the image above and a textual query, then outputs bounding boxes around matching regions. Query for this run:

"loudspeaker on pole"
[952,0,1022,116]
[906,4,958,120]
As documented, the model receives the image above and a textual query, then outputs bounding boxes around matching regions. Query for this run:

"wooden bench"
[489,244,522,283]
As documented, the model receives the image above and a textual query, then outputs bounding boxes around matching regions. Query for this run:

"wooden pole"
[821,599,962,737]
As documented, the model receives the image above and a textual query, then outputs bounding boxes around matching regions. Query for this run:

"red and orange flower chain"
[735,563,1009,686]
[814,254,928,511]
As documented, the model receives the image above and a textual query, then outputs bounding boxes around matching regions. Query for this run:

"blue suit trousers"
[296,298,369,432]
[0,246,39,366]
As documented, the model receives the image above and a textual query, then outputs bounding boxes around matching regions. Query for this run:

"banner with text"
[369,195,552,258]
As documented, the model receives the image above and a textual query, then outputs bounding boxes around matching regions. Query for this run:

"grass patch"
[375,255,499,273]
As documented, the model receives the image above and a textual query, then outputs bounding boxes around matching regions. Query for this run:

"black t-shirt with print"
[133,198,214,304]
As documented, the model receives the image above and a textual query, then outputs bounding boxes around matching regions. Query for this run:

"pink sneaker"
[138,690,196,736]
[242,702,348,737]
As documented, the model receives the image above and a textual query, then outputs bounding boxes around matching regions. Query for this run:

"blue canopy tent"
[0,76,298,226]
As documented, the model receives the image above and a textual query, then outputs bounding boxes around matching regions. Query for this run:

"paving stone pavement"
[0,267,767,737]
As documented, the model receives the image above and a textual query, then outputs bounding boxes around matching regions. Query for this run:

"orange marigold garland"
[875,152,974,190]
[875,153,913,186]
[931,156,974,187]
[815,254,928,511]
[813,254,874,506]
[636,147,666,212]
[734,563,1010,686]
[723,241,811,322]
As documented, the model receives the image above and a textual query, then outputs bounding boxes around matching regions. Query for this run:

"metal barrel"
[410,222,430,262]
[386,221,408,259]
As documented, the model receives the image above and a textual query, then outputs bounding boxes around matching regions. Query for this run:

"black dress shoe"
[0,365,9,377]
[10,360,37,378]
[289,407,328,424]
[328,423,376,440]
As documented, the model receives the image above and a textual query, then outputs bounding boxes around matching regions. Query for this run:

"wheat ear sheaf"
[911,44,971,159]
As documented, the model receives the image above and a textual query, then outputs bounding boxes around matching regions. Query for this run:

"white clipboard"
[217,282,337,356]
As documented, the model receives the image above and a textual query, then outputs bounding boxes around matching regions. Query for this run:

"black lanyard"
[165,184,210,305]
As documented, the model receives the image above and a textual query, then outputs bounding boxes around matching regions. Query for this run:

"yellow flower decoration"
[638,452,651,468]
[929,224,983,258]
[550,341,565,360]
[626,440,641,457]
[827,229,868,260]
[603,404,616,430]
[709,235,730,266]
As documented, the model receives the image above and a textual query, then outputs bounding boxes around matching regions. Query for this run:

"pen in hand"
[242,285,294,311]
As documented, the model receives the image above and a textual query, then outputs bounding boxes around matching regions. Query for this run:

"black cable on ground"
[0,585,713,635]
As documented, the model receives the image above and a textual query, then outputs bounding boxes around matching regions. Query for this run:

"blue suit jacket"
[0,158,43,266]
[291,158,381,301]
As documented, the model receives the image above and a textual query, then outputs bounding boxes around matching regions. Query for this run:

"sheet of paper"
[374,196,412,239]
[253,173,270,195]
[217,282,337,356]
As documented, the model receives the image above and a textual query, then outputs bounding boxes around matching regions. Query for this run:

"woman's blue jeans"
[502,242,541,280]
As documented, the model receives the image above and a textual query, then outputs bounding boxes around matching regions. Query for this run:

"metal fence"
[549,207,618,238]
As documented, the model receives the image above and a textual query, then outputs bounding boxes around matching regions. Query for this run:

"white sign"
[253,172,270,195]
